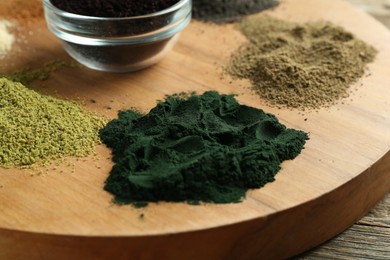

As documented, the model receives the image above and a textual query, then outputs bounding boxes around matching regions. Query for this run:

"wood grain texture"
[297,1,390,258]
[297,193,390,259]
[358,193,390,228]
[1,0,390,259]
[298,224,390,259]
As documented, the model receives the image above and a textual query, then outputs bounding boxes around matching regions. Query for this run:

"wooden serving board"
[1,0,390,259]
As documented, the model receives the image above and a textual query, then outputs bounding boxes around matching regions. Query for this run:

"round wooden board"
[1,0,390,259]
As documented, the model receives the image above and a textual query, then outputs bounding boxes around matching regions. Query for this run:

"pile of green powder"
[225,15,377,109]
[0,78,105,168]
[100,91,308,205]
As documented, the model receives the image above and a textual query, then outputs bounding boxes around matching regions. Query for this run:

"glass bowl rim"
[42,0,190,21]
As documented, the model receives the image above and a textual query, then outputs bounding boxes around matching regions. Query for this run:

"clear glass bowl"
[42,0,192,72]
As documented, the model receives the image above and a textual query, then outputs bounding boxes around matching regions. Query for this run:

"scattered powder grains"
[100,91,308,205]
[0,78,106,168]
[225,15,377,110]
[192,0,278,23]
[0,59,79,86]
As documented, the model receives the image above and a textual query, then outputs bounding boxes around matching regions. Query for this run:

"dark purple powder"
[50,0,180,17]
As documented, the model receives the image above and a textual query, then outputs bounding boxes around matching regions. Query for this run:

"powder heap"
[100,91,308,205]
[225,15,377,110]
[0,20,14,58]
[0,78,105,168]
[192,0,278,23]
[50,0,180,17]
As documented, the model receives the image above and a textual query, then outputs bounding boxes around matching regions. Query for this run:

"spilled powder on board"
[0,78,106,168]
[225,15,377,110]
[0,59,80,86]
[99,91,308,206]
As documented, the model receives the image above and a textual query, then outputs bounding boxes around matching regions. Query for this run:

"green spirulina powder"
[0,78,105,168]
[225,15,377,110]
[100,91,308,205]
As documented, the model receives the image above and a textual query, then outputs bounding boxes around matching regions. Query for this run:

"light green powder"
[0,78,106,168]
[0,59,79,86]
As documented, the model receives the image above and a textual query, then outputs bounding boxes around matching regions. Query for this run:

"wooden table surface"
[0,0,390,259]
[298,1,390,258]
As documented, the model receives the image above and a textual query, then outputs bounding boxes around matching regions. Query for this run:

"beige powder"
[0,20,14,58]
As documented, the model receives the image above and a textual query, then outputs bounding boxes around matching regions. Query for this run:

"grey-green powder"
[225,15,377,110]
[0,77,105,168]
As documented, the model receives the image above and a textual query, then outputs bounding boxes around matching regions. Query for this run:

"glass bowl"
[42,0,192,73]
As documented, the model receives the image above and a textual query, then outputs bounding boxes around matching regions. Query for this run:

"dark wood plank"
[358,193,390,228]
[298,222,390,259]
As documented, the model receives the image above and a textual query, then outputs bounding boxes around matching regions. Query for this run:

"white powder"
[0,20,15,58]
